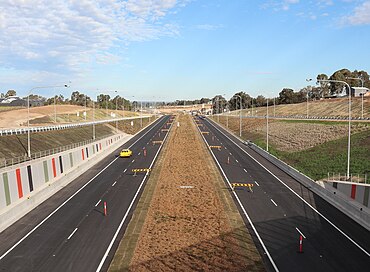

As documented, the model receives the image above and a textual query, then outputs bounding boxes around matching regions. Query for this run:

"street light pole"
[266,98,269,152]
[346,77,365,119]
[318,79,352,179]
[27,84,69,158]
[233,95,242,137]
[306,78,313,118]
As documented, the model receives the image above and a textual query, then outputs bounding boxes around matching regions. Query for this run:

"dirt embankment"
[220,116,369,152]
[113,114,263,271]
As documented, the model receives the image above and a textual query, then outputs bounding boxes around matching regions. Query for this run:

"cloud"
[344,1,370,25]
[196,24,223,31]
[0,0,186,82]
[261,0,299,11]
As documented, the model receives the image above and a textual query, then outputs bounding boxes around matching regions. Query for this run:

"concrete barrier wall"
[331,182,370,208]
[0,133,131,230]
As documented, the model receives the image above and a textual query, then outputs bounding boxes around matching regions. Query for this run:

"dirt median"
[109,114,264,271]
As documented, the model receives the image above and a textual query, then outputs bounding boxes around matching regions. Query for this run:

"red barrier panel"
[52,158,57,178]
[16,169,23,198]
[351,184,357,199]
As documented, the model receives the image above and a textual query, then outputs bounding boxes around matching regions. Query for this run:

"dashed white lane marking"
[123,169,127,173]
[255,181,260,186]
[235,159,239,163]
[138,152,141,155]
[271,199,278,207]
[132,159,135,163]
[243,169,248,173]
[112,181,117,187]
[95,199,102,207]
[229,152,232,155]
[296,227,306,239]
[67,228,78,240]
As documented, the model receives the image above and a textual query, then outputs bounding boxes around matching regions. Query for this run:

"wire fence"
[0,134,113,169]
[326,172,369,185]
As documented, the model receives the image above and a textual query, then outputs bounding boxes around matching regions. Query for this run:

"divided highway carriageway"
[194,115,370,272]
[0,115,173,272]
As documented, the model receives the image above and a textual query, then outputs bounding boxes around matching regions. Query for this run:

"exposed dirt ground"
[218,116,369,151]
[227,97,370,119]
[0,105,137,128]
[110,114,264,271]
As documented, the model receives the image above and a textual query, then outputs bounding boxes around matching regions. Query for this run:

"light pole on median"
[317,79,352,179]
[346,77,365,119]
[27,84,69,158]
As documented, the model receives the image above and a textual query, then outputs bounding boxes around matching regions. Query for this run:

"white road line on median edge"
[95,199,102,207]
[205,117,370,258]
[96,117,173,272]
[271,199,278,207]
[296,227,306,239]
[67,228,78,240]
[195,120,279,272]
[0,116,166,261]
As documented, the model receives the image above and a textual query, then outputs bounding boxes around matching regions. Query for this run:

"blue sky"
[0,0,369,101]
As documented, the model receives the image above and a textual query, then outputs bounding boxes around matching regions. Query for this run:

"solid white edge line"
[67,228,78,240]
[271,199,278,207]
[206,117,370,257]
[0,116,165,261]
[295,227,306,239]
[95,199,102,207]
[195,120,279,272]
[96,116,173,272]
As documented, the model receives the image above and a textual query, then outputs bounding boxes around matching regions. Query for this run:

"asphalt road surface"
[195,115,370,272]
[0,115,173,272]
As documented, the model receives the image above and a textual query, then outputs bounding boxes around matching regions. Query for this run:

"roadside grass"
[254,130,370,180]
[0,117,154,162]
[0,106,24,112]
[279,119,370,126]
[0,125,115,160]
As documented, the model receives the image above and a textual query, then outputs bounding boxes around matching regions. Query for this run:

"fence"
[0,115,151,136]
[326,172,369,186]
[0,135,112,169]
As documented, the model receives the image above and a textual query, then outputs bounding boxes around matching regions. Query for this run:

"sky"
[0,0,369,101]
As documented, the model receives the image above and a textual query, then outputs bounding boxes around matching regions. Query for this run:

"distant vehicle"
[120,149,132,158]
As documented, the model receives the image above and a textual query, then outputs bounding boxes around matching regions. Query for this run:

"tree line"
[211,68,370,114]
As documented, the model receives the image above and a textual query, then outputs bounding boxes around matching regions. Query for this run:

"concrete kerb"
[207,117,370,231]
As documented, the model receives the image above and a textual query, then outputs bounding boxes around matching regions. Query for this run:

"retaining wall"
[0,133,132,232]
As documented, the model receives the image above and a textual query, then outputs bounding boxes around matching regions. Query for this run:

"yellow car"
[120,149,132,158]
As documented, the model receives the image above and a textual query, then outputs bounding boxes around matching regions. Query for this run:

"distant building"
[351,87,369,97]
[0,96,44,107]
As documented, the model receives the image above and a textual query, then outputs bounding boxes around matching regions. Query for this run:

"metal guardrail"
[0,115,151,136]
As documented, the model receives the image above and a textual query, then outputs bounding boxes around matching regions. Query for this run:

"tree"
[228,91,252,111]
[5,90,16,97]
[278,88,295,104]
[200,98,210,104]
[211,95,227,114]
[255,95,266,107]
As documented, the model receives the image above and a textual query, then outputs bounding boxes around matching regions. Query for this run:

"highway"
[195,115,370,272]
[0,115,173,272]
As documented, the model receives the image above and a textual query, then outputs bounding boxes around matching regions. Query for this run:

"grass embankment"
[0,106,24,112]
[213,116,370,180]
[29,108,138,124]
[0,116,154,163]
[254,130,370,180]
[0,125,114,160]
